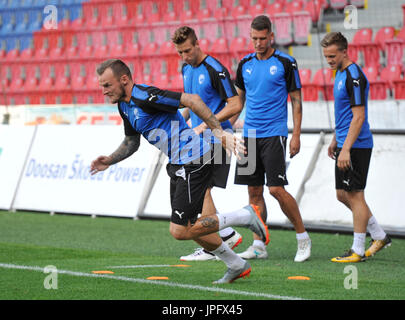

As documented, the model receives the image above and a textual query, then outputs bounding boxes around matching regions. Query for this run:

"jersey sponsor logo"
[338,80,343,91]
[270,65,277,75]
[245,68,252,75]
[291,62,297,69]
[353,79,360,87]
[198,74,205,84]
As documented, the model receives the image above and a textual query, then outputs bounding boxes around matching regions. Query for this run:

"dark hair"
[251,15,272,32]
[320,32,348,51]
[96,59,132,80]
[171,26,198,45]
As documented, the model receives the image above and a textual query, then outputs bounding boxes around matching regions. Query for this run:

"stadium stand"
[0,0,404,106]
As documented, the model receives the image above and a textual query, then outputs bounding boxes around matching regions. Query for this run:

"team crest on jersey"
[338,80,343,91]
[133,108,139,119]
[198,74,205,84]
[270,65,277,75]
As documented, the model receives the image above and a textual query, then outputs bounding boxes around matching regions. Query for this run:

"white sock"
[219,227,235,239]
[210,242,245,270]
[352,232,366,256]
[253,240,266,250]
[367,216,386,240]
[296,231,310,241]
[217,208,251,230]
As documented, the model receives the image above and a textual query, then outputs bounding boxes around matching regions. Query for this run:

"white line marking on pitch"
[0,262,304,300]
[107,264,175,269]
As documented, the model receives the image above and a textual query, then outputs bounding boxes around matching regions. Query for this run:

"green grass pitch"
[1,210,404,300]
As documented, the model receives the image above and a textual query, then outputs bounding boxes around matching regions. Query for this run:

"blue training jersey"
[333,63,373,148]
[235,50,301,138]
[182,55,237,144]
[118,84,210,164]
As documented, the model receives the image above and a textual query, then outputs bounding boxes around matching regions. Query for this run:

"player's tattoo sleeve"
[109,134,141,165]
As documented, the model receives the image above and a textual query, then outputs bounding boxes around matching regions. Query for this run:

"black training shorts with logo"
[167,159,213,226]
[335,148,372,191]
[234,136,288,187]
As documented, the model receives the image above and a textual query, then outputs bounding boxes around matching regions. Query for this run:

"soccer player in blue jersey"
[234,15,311,262]
[90,59,270,283]
[321,32,391,262]
[172,26,243,261]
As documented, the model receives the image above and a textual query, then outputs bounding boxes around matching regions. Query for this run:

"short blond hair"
[321,32,348,51]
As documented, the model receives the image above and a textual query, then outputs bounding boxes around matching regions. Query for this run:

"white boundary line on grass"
[0,262,305,300]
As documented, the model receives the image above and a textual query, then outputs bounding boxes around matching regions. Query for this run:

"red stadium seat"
[292,11,311,45]
[363,66,388,100]
[385,39,404,67]
[380,64,402,88]
[313,68,334,101]
[303,0,323,24]
[265,1,284,18]
[393,77,405,99]
[285,0,303,14]
[299,69,318,101]
[273,13,293,46]
[360,43,381,68]
[374,26,396,51]
[350,28,373,63]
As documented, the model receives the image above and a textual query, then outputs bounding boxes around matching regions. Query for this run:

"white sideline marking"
[0,262,304,300]
[108,264,175,269]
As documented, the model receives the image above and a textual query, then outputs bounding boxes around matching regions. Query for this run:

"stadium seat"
[312,68,334,101]
[374,26,396,51]
[299,69,318,101]
[363,66,388,100]
[248,0,265,17]
[20,39,35,60]
[303,0,324,24]
[292,11,311,45]
[5,39,20,61]
[385,39,404,67]
[265,1,284,18]
[0,40,6,59]
[380,64,402,89]
[273,13,293,46]
[393,77,405,99]
[350,28,373,63]
[361,43,381,68]
[112,2,130,26]
[49,35,65,60]
[285,0,303,14]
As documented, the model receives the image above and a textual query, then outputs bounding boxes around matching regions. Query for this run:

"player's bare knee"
[248,186,264,202]
[169,224,190,240]
[269,186,284,200]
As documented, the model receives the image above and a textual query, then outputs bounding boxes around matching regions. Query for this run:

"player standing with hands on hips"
[233,15,311,262]
[90,59,269,283]
[321,32,391,262]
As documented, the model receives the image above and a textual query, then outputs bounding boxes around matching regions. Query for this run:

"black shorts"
[208,143,231,189]
[335,148,372,191]
[167,159,213,226]
[234,136,288,187]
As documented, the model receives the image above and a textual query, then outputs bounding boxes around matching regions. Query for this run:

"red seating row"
[349,27,405,68]
[74,0,327,29]
[299,64,405,102]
